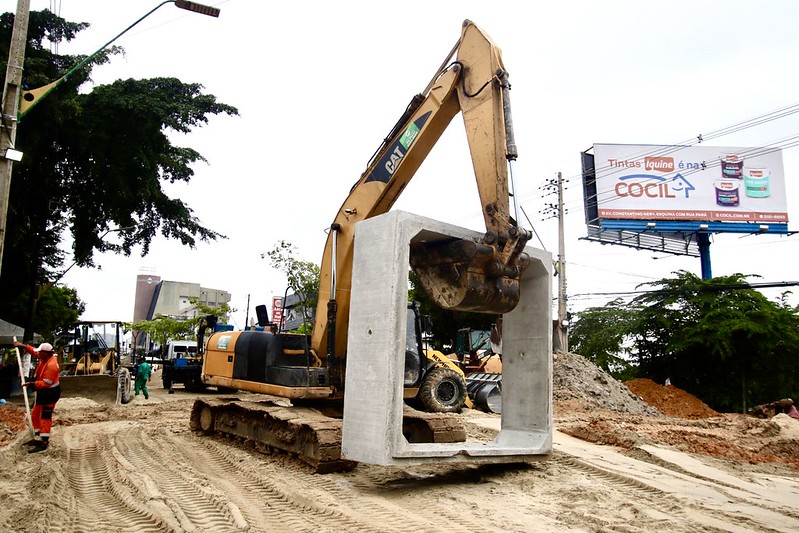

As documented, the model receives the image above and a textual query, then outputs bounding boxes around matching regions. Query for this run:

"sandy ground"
[0,354,798,533]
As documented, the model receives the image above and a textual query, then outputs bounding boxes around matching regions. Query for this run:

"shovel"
[13,336,35,437]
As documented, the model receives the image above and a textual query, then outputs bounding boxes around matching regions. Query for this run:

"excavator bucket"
[409,238,530,314]
[59,369,133,404]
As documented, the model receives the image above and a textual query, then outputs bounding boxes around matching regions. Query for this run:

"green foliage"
[0,9,238,335]
[188,296,233,322]
[34,285,85,341]
[127,315,195,351]
[126,296,231,350]
[568,298,636,379]
[569,270,799,412]
[266,241,320,329]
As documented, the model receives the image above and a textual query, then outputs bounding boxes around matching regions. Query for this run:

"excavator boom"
[311,20,530,364]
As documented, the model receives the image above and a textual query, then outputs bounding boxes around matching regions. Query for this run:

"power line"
[570,280,799,300]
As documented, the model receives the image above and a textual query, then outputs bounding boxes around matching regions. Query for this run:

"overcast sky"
[19,0,799,328]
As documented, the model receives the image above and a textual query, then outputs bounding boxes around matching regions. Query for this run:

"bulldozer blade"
[410,238,528,314]
[59,370,133,405]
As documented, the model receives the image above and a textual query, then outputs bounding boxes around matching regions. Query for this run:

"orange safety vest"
[33,353,60,391]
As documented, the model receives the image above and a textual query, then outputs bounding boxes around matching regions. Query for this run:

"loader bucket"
[410,238,530,314]
[59,369,133,405]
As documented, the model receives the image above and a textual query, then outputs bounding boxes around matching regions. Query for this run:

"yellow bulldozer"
[56,321,133,404]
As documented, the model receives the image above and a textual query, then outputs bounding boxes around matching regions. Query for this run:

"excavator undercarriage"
[190,398,466,473]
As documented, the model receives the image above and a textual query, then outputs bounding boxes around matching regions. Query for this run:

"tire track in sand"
[61,432,172,532]
[112,426,249,532]
[179,434,384,532]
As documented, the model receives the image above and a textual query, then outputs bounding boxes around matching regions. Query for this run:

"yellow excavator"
[191,20,532,471]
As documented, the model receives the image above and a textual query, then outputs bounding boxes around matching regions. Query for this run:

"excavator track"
[190,399,466,473]
[190,398,356,473]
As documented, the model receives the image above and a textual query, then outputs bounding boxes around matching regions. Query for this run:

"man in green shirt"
[135,357,152,400]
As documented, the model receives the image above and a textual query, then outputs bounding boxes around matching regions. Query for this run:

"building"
[132,274,231,349]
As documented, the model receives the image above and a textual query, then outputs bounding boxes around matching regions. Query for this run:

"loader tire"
[419,367,466,413]
[162,367,172,390]
[118,368,133,404]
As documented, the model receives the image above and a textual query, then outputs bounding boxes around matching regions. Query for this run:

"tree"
[568,298,636,379]
[0,10,238,339]
[630,271,799,412]
[128,315,195,355]
[31,285,85,341]
[127,296,231,352]
[266,241,320,333]
[569,270,799,412]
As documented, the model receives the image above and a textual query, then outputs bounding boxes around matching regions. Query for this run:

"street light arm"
[18,0,220,119]
[39,225,135,297]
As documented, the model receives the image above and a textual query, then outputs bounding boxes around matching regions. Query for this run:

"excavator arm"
[311,20,531,371]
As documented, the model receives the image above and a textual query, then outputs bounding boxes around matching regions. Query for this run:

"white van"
[165,340,198,361]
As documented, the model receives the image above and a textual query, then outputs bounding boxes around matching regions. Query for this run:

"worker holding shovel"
[13,341,61,453]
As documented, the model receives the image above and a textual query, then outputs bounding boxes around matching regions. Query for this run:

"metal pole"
[0,0,31,277]
[557,172,568,352]
[698,232,712,279]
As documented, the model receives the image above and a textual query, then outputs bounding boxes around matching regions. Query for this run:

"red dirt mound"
[625,378,718,419]
[0,404,27,446]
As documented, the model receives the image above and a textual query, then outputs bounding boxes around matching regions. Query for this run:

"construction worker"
[135,356,152,399]
[13,341,61,453]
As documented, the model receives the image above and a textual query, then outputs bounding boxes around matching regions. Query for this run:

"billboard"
[592,144,788,223]
[271,296,284,328]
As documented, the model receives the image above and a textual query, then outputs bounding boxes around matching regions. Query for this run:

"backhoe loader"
[191,20,541,472]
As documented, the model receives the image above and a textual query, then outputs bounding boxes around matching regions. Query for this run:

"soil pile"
[0,404,26,446]
[550,352,799,471]
[553,351,661,416]
[625,378,718,419]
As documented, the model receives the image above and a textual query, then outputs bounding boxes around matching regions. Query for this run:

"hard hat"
[36,342,54,353]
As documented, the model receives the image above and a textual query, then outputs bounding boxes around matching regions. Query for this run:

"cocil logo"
[615,174,695,199]
[644,156,674,172]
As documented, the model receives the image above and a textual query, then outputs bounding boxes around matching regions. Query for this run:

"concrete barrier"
[342,211,552,466]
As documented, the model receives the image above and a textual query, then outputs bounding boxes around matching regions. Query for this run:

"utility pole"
[557,171,568,353]
[0,0,31,276]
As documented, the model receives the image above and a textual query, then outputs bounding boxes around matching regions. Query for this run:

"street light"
[19,0,220,119]
[0,0,220,277]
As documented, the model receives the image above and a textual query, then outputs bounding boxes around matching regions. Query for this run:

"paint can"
[720,153,744,179]
[743,167,770,198]
[715,179,740,206]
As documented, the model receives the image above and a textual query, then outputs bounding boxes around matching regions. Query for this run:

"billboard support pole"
[698,233,712,279]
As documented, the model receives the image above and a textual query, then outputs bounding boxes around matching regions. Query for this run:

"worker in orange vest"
[14,341,61,453]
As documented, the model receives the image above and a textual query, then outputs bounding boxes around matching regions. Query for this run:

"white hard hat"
[36,342,54,352]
